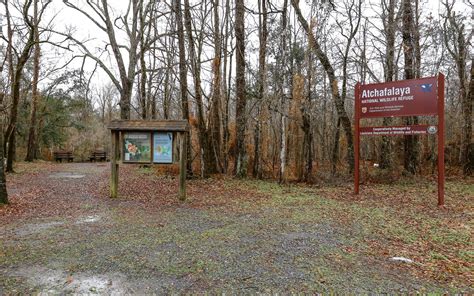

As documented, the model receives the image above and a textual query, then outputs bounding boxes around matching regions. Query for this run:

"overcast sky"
[1,0,472,97]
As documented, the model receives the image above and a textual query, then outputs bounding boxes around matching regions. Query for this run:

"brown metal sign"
[359,76,438,118]
[354,74,445,206]
[360,125,437,136]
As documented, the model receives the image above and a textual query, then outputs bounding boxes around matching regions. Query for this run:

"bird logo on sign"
[427,125,437,134]
[420,83,433,92]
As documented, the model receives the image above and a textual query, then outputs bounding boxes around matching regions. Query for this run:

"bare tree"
[292,0,357,173]
[96,82,118,123]
[183,0,216,177]
[62,0,144,119]
[443,0,472,176]
[234,0,247,177]
[4,0,44,172]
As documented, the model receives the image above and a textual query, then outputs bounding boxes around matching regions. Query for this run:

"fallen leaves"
[1,161,472,290]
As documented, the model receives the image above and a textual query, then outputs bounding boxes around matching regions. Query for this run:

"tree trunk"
[210,0,223,173]
[138,7,147,120]
[442,0,470,175]
[253,115,261,178]
[332,118,341,175]
[302,111,313,181]
[0,121,7,204]
[139,49,147,119]
[149,64,157,119]
[413,0,421,79]
[183,0,216,177]
[302,53,313,182]
[6,3,35,171]
[380,0,396,169]
[278,0,288,183]
[175,0,193,176]
[26,0,41,162]
[163,36,172,120]
[402,0,418,174]
[463,58,473,175]
[222,0,231,174]
[234,0,247,177]
[453,22,469,175]
[253,0,267,179]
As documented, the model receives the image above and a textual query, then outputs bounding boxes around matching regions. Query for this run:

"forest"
[0,0,473,203]
[0,0,473,293]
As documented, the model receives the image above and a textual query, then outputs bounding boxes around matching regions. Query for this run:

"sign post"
[354,83,361,195]
[437,74,445,206]
[354,74,445,206]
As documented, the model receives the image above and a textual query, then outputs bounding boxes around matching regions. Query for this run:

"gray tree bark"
[234,0,247,177]
[174,0,194,176]
[402,0,419,174]
[25,0,41,162]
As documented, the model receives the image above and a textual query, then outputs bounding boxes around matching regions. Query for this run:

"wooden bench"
[89,151,107,162]
[53,151,74,162]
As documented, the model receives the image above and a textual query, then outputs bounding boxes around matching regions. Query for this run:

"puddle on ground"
[49,172,86,179]
[15,221,65,236]
[75,215,101,224]
[7,265,190,294]
[13,216,101,236]
[11,266,128,294]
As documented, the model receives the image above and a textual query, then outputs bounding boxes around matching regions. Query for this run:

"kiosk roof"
[107,120,189,132]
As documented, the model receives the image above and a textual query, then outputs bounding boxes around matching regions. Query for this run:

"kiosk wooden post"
[179,133,186,201]
[110,131,119,198]
[107,120,190,201]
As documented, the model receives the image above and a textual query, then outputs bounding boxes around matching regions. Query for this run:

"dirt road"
[0,162,471,293]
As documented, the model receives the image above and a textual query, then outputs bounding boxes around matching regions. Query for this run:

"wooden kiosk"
[107,120,189,200]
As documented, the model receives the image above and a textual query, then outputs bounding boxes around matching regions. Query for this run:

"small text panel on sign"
[359,76,438,118]
[360,125,438,136]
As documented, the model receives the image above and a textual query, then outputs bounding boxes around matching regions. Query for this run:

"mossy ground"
[0,162,472,293]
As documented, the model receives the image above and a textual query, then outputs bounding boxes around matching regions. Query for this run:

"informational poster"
[123,132,151,162]
[359,76,438,118]
[153,132,173,163]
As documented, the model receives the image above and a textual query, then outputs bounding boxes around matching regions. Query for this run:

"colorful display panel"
[153,132,173,163]
[123,132,151,163]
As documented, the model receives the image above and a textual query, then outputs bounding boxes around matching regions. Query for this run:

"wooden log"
[179,132,187,201]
